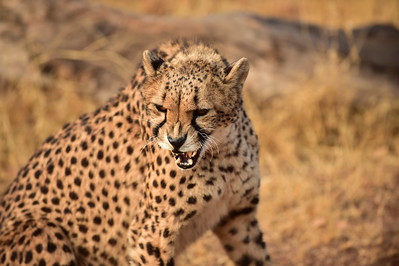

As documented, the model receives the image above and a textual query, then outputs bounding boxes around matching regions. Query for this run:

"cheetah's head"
[141,44,249,169]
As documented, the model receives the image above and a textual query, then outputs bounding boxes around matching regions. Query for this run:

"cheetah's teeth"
[170,148,201,169]
[187,151,197,158]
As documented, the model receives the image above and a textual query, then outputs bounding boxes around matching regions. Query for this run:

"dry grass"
[89,0,399,29]
[247,60,399,265]
[1,0,399,265]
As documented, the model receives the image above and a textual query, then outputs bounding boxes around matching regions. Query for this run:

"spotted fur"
[0,40,272,266]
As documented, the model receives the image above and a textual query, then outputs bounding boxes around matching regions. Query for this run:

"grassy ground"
[1,0,399,265]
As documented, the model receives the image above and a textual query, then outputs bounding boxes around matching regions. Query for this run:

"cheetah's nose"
[167,135,186,151]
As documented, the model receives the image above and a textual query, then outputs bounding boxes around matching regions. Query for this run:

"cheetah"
[0,40,272,266]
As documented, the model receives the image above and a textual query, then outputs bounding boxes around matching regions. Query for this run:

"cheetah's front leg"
[127,216,177,266]
[213,207,272,266]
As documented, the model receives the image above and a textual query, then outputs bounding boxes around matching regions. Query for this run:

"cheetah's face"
[141,49,249,169]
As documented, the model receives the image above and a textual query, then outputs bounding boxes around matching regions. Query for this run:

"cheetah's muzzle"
[171,148,202,169]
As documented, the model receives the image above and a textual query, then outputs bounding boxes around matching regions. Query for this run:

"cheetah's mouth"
[171,148,202,169]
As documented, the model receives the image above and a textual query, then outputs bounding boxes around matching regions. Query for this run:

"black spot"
[99,169,106,178]
[47,242,57,253]
[140,255,147,264]
[44,149,51,158]
[93,216,102,224]
[65,167,71,176]
[34,170,42,179]
[85,126,92,134]
[255,233,266,248]
[124,163,131,173]
[187,183,196,189]
[169,170,176,178]
[237,254,252,266]
[78,246,90,257]
[79,224,88,233]
[203,194,212,202]
[250,197,259,205]
[18,235,26,245]
[74,177,82,186]
[55,233,64,240]
[10,251,17,261]
[156,156,162,166]
[184,210,197,221]
[25,250,33,264]
[155,196,162,203]
[250,220,258,227]
[166,258,175,266]
[35,244,43,253]
[229,207,254,219]
[81,158,89,167]
[108,238,117,246]
[123,197,130,206]
[41,207,51,213]
[112,141,119,149]
[187,197,197,204]
[39,258,46,266]
[127,146,134,155]
[33,228,42,236]
[163,228,170,238]
[168,198,176,206]
[40,186,49,194]
[69,192,79,200]
[146,242,154,255]
[47,164,54,174]
[97,150,104,160]
[153,180,158,188]
[173,209,184,217]
[108,218,114,226]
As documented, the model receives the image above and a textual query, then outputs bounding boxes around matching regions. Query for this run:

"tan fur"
[0,40,271,266]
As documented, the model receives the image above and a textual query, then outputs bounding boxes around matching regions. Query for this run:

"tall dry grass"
[245,57,399,265]
[89,0,399,28]
[1,0,398,265]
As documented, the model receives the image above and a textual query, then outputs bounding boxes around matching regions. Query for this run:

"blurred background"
[0,0,398,265]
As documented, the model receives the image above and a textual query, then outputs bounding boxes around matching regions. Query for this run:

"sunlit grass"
[245,61,399,264]
[89,0,399,28]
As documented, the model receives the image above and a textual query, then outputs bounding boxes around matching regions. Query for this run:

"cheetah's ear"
[224,57,249,86]
[142,50,165,76]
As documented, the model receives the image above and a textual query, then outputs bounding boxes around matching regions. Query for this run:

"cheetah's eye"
[193,109,209,116]
[155,104,167,113]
